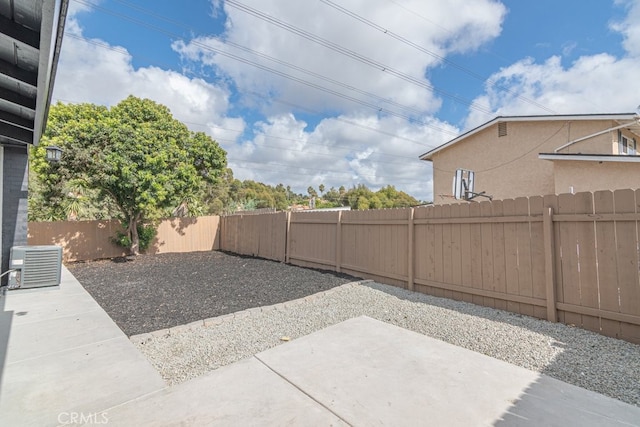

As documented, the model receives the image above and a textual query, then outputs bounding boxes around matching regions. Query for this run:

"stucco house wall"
[553,160,640,195]
[424,116,638,204]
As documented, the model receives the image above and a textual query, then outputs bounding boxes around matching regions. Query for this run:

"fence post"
[336,211,342,273]
[543,206,557,322]
[408,208,415,292]
[285,211,291,263]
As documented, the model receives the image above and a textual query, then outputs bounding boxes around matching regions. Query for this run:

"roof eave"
[32,0,69,146]
[539,153,640,163]
[419,112,639,161]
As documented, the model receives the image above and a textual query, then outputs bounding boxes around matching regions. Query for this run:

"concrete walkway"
[1,268,639,426]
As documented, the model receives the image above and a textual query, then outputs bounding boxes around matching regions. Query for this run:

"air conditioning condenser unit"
[8,245,62,290]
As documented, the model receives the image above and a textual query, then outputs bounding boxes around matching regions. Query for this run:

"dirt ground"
[68,251,359,336]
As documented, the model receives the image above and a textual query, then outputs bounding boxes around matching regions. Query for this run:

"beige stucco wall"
[430,119,634,204]
[553,160,640,195]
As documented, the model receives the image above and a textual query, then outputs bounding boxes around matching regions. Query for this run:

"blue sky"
[53,0,640,201]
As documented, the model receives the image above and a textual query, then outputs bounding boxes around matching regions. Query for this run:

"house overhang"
[0,0,69,147]
[419,113,640,161]
[539,153,640,163]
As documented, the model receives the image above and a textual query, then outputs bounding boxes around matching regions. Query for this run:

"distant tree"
[357,196,370,210]
[34,97,227,255]
[369,194,382,209]
[307,186,318,198]
[319,183,325,196]
[324,187,340,204]
[339,185,347,205]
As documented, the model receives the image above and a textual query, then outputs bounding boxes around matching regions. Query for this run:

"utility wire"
[431,122,569,174]
[319,0,556,114]
[71,0,465,135]
[114,0,431,119]
[63,31,456,147]
[62,33,440,147]
[217,0,494,115]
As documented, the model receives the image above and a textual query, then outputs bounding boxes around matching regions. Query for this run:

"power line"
[62,31,456,147]
[431,121,570,174]
[219,0,495,116]
[114,0,429,119]
[62,32,447,146]
[319,0,556,114]
[70,0,466,135]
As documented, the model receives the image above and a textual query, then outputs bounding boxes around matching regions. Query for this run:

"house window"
[498,122,507,137]
[619,132,637,155]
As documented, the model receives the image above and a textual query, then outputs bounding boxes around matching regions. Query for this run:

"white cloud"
[224,112,455,201]
[611,0,640,57]
[174,0,505,118]
[167,0,508,200]
[465,0,640,129]
[53,16,244,139]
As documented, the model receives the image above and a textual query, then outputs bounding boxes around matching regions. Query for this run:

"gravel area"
[67,251,358,336]
[133,281,640,408]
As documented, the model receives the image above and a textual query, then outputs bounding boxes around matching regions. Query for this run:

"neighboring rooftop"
[420,113,640,161]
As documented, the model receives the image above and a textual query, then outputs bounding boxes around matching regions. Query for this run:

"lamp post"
[45,146,63,162]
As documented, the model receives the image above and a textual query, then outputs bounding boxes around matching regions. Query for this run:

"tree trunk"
[128,216,140,256]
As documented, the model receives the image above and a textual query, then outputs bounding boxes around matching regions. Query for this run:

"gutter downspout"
[554,119,639,153]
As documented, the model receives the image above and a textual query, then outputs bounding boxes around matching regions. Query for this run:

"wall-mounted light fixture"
[45,146,63,162]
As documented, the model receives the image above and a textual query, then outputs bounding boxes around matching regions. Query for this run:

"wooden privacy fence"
[220,190,640,344]
[220,212,287,262]
[28,216,221,262]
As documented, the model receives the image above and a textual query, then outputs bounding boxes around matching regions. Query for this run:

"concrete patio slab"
[99,357,347,426]
[3,274,100,327]
[99,316,640,426]
[0,267,166,427]
[2,266,639,427]
[1,336,166,427]
[5,308,123,363]
[256,316,640,426]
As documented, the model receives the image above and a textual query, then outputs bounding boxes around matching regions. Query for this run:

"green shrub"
[112,222,157,252]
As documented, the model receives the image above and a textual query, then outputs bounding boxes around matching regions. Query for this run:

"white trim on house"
[419,113,639,161]
[554,121,638,153]
[538,153,640,162]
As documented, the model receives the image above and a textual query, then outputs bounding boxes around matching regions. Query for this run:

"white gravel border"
[132,280,640,407]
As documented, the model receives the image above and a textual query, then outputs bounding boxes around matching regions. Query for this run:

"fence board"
[513,197,533,317]
[558,193,583,326]
[289,211,337,269]
[425,205,436,284]
[491,200,507,310]
[480,201,495,308]
[441,204,453,300]
[432,205,444,298]
[594,191,621,338]
[573,192,599,333]
[527,196,546,319]
[449,204,463,301]
[503,198,520,314]
[614,189,640,342]
[458,203,473,303]
[469,202,483,306]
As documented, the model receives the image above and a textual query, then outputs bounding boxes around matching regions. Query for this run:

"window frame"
[619,131,637,155]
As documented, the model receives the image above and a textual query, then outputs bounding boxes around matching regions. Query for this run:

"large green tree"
[34,96,227,254]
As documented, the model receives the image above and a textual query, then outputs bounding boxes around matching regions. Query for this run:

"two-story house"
[420,113,640,204]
